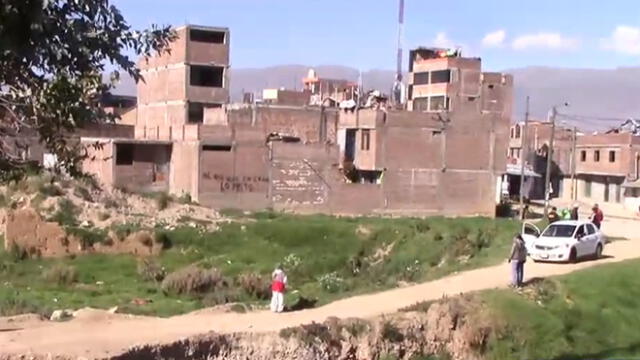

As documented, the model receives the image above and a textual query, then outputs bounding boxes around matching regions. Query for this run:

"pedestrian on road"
[508,234,527,288]
[590,203,604,229]
[570,204,579,220]
[270,264,287,313]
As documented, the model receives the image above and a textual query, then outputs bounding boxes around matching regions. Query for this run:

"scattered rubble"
[0,174,227,257]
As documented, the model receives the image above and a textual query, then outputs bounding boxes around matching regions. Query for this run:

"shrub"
[153,230,172,250]
[8,243,28,262]
[202,288,241,306]
[44,264,78,286]
[219,208,244,218]
[38,183,64,197]
[400,259,422,282]
[177,192,193,204]
[103,197,119,209]
[230,303,248,313]
[155,192,171,210]
[111,222,142,241]
[65,227,108,248]
[0,291,41,316]
[318,272,345,293]
[415,220,431,233]
[400,300,436,313]
[381,320,404,343]
[0,192,7,208]
[282,253,302,273]
[236,272,270,300]
[73,185,93,202]
[50,198,79,226]
[342,318,370,338]
[137,258,166,282]
[97,212,111,221]
[161,265,228,295]
[79,175,100,191]
[279,322,337,346]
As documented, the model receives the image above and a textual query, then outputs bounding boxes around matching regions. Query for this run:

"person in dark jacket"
[570,204,579,220]
[508,234,527,288]
[548,207,560,224]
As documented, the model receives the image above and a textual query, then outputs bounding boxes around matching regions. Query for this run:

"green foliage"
[137,258,166,283]
[161,265,228,296]
[342,318,370,338]
[0,215,520,317]
[400,300,436,313]
[279,322,337,346]
[50,198,80,226]
[73,184,93,202]
[0,191,6,208]
[66,226,108,248]
[381,320,404,343]
[0,290,43,317]
[229,303,248,313]
[111,222,142,240]
[482,260,640,360]
[236,272,271,300]
[318,272,345,293]
[0,0,175,178]
[155,192,171,210]
[176,192,193,205]
[38,183,64,197]
[153,230,172,250]
[43,264,78,286]
[8,243,28,262]
[218,208,245,218]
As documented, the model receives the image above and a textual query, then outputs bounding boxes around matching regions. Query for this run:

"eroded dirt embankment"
[106,296,490,360]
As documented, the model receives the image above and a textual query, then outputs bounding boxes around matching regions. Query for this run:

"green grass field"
[481,259,640,360]
[0,212,522,317]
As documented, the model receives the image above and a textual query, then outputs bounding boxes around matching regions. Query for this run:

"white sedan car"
[521,220,605,263]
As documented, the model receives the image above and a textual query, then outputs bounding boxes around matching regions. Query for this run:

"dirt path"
[1,217,638,359]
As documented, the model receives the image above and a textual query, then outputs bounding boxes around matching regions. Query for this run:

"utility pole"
[519,96,530,217]
[544,107,558,218]
[570,126,577,201]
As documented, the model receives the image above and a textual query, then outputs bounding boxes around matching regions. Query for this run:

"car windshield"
[542,224,576,238]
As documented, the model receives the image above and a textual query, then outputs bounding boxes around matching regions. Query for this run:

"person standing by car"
[590,204,604,229]
[270,264,287,313]
[508,234,527,288]
[570,204,579,220]
[548,207,560,223]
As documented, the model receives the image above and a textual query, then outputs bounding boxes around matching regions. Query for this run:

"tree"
[0,0,175,180]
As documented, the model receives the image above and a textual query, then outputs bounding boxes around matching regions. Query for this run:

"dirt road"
[1,217,638,359]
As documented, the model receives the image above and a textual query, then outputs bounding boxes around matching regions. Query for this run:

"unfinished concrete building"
[506,121,575,200]
[80,27,512,217]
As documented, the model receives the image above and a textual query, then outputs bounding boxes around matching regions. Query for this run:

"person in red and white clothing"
[270,264,287,313]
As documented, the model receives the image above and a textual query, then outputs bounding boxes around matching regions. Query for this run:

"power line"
[557,113,634,122]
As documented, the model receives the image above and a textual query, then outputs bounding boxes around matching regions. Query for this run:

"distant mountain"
[112,65,640,132]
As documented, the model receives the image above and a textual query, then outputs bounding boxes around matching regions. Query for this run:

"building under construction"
[74,25,514,216]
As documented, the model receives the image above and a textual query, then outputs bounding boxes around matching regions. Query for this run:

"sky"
[111,0,640,72]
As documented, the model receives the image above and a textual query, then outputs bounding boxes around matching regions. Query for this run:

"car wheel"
[595,244,603,259]
[568,248,577,264]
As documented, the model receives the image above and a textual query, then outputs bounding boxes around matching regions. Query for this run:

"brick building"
[560,132,640,211]
[79,26,513,217]
[507,121,575,200]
